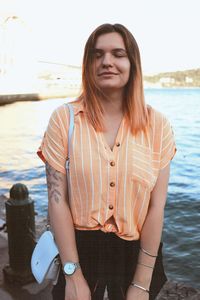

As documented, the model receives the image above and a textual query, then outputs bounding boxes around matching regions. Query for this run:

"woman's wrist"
[64,268,84,281]
[130,282,149,294]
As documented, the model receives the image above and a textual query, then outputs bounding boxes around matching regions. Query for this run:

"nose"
[102,53,113,68]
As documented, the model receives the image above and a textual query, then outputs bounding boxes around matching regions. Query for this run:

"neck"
[100,89,124,116]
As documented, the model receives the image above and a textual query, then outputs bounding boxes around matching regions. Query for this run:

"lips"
[98,72,118,76]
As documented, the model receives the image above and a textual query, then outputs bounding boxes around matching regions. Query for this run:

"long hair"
[79,23,149,135]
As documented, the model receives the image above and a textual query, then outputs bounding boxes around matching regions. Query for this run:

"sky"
[0,0,200,75]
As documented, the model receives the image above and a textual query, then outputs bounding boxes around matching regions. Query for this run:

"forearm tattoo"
[46,162,66,204]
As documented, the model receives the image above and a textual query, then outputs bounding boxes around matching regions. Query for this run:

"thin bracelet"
[130,282,149,293]
[138,262,154,269]
[140,246,158,258]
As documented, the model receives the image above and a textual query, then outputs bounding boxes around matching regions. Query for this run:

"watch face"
[64,263,76,275]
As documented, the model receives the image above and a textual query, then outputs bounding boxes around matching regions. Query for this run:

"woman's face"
[93,32,131,93]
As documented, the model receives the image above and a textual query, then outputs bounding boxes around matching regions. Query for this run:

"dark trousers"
[52,230,167,300]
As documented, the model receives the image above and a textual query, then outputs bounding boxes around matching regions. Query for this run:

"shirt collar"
[72,99,85,116]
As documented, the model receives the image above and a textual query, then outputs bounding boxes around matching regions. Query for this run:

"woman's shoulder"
[147,105,169,126]
[51,98,84,120]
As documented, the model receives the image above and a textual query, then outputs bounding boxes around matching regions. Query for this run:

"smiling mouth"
[98,72,118,76]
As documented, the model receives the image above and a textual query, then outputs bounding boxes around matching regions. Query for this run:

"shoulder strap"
[65,103,74,171]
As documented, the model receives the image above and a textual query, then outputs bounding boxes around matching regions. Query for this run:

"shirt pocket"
[131,142,157,191]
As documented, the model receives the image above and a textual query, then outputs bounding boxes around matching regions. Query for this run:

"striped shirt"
[37,100,176,241]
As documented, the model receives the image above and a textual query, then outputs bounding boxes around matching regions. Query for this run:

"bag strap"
[65,103,74,171]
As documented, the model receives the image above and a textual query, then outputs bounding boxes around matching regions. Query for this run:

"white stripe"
[93,130,102,224]
[85,121,94,210]
[79,116,89,217]
[44,149,65,171]
[162,128,171,142]
[160,144,174,164]
[50,115,59,129]
[47,144,64,160]
[115,153,120,222]
[133,156,152,166]
[163,119,169,130]
[70,126,83,224]
[46,131,64,152]
[116,120,124,221]
[162,139,173,153]
[48,122,60,135]
[129,184,140,235]
[105,159,110,220]
[152,110,156,151]
[99,133,110,221]
[159,115,164,153]
[132,173,152,186]
[136,189,147,226]
[56,108,68,140]
[123,129,130,221]
[132,163,154,177]
[133,147,160,155]
[63,104,70,129]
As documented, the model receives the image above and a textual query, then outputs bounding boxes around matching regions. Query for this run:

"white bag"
[31,230,60,285]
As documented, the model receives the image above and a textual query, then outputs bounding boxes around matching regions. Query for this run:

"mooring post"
[3,183,36,284]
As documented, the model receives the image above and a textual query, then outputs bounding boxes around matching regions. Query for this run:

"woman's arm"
[126,163,170,299]
[46,162,91,300]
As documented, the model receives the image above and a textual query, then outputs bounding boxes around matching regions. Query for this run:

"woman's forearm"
[49,200,79,264]
[46,163,79,266]
[132,165,170,288]
[132,206,164,288]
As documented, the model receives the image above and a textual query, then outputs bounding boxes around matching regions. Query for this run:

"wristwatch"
[63,262,81,276]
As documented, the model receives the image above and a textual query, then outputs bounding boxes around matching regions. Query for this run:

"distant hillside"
[144,68,200,88]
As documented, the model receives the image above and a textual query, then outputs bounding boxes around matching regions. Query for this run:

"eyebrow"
[94,48,127,52]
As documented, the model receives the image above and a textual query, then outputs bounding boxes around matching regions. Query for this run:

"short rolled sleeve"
[37,105,69,174]
[160,117,176,169]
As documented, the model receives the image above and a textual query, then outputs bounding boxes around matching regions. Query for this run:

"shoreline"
[0,86,200,106]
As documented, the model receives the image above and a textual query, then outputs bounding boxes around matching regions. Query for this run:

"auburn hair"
[79,23,149,135]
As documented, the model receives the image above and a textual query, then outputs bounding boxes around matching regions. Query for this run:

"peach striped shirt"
[38,100,176,241]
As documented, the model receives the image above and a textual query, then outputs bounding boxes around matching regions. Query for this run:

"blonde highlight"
[79,23,149,135]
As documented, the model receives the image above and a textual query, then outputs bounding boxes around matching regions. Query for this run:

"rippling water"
[0,88,200,288]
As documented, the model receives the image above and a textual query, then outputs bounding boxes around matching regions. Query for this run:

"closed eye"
[92,49,104,58]
[112,49,128,57]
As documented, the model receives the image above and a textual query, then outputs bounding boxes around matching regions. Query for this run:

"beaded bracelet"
[130,282,149,293]
[140,246,158,258]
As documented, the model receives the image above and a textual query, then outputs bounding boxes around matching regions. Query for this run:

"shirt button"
[110,182,115,187]
[116,142,120,147]
[109,204,114,210]
[110,161,115,167]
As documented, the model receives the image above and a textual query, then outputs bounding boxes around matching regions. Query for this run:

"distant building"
[185,76,193,83]
[159,77,175,84]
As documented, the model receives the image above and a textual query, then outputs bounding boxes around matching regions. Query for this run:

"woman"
[38,23,176,300]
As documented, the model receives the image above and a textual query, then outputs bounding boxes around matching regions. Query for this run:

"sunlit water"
[0,89,200,288]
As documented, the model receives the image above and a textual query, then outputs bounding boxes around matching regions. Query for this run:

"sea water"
[0,88,199,288]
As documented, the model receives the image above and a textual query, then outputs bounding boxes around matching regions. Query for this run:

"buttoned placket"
[104,141,123,221]
[98,118,125,222]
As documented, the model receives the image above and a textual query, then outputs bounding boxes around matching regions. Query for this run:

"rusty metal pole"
[3,183,36,284]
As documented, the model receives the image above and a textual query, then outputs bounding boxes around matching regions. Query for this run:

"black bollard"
[3,183,36,284]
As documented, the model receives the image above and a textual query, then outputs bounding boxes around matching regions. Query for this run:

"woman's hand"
[65,270,91,300]
[126,285,149,300]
